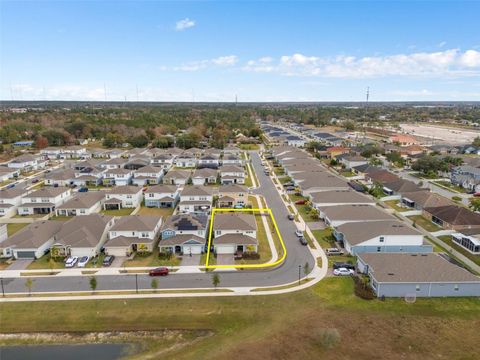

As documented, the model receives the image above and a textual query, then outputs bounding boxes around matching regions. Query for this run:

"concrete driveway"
[110,256,125,268]
[7,259,33,270]
[216,254,234,265]
[180,254,201,266]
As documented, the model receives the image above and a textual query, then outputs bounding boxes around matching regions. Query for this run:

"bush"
[159,252,173,260]
[313,328,341,349]
[353,276,376,300]
[241,252,260,260]
[135,251,152,258]
[452,196,462,202]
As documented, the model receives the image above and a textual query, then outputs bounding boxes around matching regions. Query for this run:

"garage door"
[16,251,36,259]
[216,245,235,254]
[183,245,202,255]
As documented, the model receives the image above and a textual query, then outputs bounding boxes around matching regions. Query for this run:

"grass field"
[6,222,28,236]
[408,215,442,232]
[1,277,479,360]
[101,207,135,216]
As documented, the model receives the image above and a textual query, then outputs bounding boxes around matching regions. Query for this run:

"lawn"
[27,255,65,270]
[438,235,480,267]
[384,200,410,212]
[122,248,181,267]
[101,207,135,216]
[311,228,336,249]
[340,170,355,177]
[1,277,479,360]
[432,180,468,193]
[137,206,174,217]
[239,143,260,150]
[289,193,317,222]
[408,215,442,232]
[6,222,28,236]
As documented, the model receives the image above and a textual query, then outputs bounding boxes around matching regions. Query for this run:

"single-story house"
[318,204,395,227]
[309,189,375,209]
[423,205,480,231]
[162,169,191,185]
[451,228,480,254]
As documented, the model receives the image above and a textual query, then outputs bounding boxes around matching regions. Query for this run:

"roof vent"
[387,273,395,276]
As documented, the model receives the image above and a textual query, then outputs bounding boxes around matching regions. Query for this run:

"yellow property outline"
[205,207,287,269]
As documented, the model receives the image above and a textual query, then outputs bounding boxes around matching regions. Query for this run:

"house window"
[377,247,381,252]
[415,285,420,291]
[454,285,459,291]
[379,236,384,243]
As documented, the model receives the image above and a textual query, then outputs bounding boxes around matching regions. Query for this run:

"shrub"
[158,252,173,260]
[353,275,376,300]
[313,328,341,349]
[241,252,261,260]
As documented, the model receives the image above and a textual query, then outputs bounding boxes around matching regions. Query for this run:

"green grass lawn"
[340,170,355,177]
[289,194,318,222]
[101,207,135,216]
[27,255,65,270]
[384,200,409,212]
[311,228,336,249]
[1,277,479,360]
[239,143,260,150]
[6,222,29,236]
[438,235,480,266]
[432,180,468,193]
[408,215,442,232]
[122,248,181,267]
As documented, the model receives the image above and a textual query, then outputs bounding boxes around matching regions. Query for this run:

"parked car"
[299,236,308,246]
[285,186,296,191]
[333,262,355,271]
[295,199,306,205]
[77,256,89,268]
[65,256,78,268]
[264,171,270,176]
[474,192,480,197]
[6,183,15,189]
[333,267,354,276]
[78,187,89,192]
[102,255,115,267]
[295,229,304,237]
[326,248,344,256]
[287,213,295,220]
[149,267,169,276]
[31,179,39,183]
[283,182,294,187]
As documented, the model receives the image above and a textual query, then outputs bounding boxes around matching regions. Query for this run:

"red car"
[149,267,169,276]
[295,199,306,205]
[473,193,480,197]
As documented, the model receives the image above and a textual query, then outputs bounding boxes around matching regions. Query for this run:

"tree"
[473,136,480,147]
[34,135,49,149]
[89,276,97,294]
[343,121,355,131]
[212,273,220,290]
[303,262,311,277]
[385,151,405,167]
[48,257,56,274]
[469,198,480,212]
[128,134,149,148]
[25,278,33,296]
[103,133,125,148]
[152,136,174,148]
[151,278,158,293]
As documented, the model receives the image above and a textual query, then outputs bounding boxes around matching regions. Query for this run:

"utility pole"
[298,265,301,285]
[135,274,138,294]
[1,278,4,297]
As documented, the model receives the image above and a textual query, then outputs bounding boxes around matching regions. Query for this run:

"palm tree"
[212,273,220,290]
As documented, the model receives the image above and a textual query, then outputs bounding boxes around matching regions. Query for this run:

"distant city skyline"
[1,0,479,102]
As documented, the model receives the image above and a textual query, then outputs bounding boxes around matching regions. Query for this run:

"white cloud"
[243,49,480,78]
[438,41,447,48]
[211,55,238,66]
[166,55,238,72]
[175,18,195,31]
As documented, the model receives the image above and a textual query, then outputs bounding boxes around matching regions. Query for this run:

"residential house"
[104,215,162,256]
[178,186,213,215]
[44,168,75,187]
[0,220,63,259]
[423,205,480,231]
[333,220,431,255]
[318,204,395,227]
[144,184,180,208]
[103,168,133,186]
[451,228,480,254]
[62,146,87,159]
[223,145,242,156]
[400,190,453,211]
[0,187,26,217]
[124,156,150,170]
[309,189,375,210]
[450,165,480,193]
[0,166,19,182]
[132,165,163,186]
[293,172,350,196]
[198,154,220,168]
[192,168,218,185]
[56,191,105,216]
[357,253,480,297]
[212,213,258,254]
[72,160,105,187]
[285,135,306,147]
[151,153,175,170]
[338,155,368,170]
[175,153,197,168]
[8,154,46,172]
[158,214,208,254]
[103,186,143,210]
[51,214,114,258]
[382,179,423,197]
[217,184,248,208]
[389,134,418,146]
[101,157,128,170]
[18,187,71,215]
[221,154,244,167]
[219,165,245,185]
[162,169,191,185]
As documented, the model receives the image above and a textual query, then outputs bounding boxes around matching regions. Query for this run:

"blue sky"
[1,0,479,101]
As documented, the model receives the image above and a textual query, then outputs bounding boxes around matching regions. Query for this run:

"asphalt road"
[1,151,315,294]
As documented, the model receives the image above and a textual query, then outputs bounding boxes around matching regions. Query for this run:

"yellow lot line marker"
[205,207,287,269]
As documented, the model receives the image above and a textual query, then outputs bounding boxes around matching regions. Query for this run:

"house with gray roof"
[56,191,105,216]
[212,213,258,254]
[159,214,208,255]
[178,186,213,215]
[451,228,480,254]
[144,184,180,208]
[318,204,395,227]
[18,187,72,215]
[357,253,480,297]
[309,189,375,209]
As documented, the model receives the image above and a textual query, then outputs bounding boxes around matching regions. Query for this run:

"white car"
[333,267,354,276]
[65,256,78,268]
[295,230,304,237]
[77,256,89,268]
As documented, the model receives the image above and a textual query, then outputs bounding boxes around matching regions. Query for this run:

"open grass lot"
[6,222,28,236]
[384,200,410,212]
[122,248,181,267]
[438,235,480,267]
[101,207,135,216]
[1,277,479,359]
[408,215,442,232]
[137,206,174,217]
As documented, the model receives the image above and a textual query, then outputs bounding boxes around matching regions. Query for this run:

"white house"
[285,135,306,147]
[103,168,133,186]
[219,165,246,185]
[175,153,197,168]
[0,187,26,217]
[8,155,46,172]
[0,220,63,259]
[178,186,213,215]
[212,213,258,254]
[151,153,175,170]
[51,214,114,258]
[55,191,105,216]
[44,168,76,187]
[132,165,164,186]
[18,187,72,215]
[333,220,432,255]
[103,186,143,209]
[104,215,162,256]
[317,204,394,227]
[0,167,19,182]
[101,157,128,170]
[221,154,244,166]
[198,154,220,168]
[192,168,218,185]
[144,184,180,208]
[162,169,191,185]
[159,214,208,255]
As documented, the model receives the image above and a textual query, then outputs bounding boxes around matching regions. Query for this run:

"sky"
[1,0,480,102]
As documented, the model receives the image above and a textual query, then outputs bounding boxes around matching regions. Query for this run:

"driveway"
[111,256,125,268]
[6,259,33,270]
[216,254,234,265]
[180,254,201,266]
